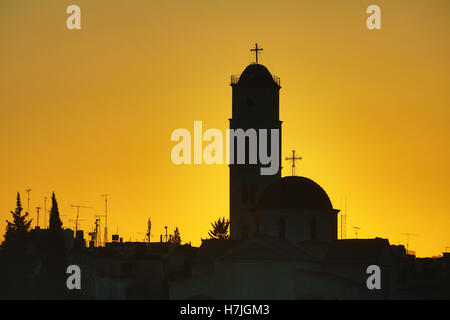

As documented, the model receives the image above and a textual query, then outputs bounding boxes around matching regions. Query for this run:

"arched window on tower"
[310,217,317,240]
[278,218,286,239]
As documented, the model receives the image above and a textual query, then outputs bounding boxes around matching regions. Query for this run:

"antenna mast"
[353,226,360,239]
[102,194,111,244]
[95,214,105,246]
[340,197,347,240]
[145,218,152,244]
[35,206,41,228]
[71,204,92,233]
[44,197,47,229]
[26,189,31,214]
[401,232,419,253]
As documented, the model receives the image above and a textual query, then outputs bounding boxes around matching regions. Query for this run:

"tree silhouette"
[3,192,32,244]
[36,192,68,299]
[0,192,33,299]
[169,227,182,245]
[208,217,230,240]
[48,192,63,231]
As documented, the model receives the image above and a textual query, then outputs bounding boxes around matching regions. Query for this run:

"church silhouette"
[169,54,450,299]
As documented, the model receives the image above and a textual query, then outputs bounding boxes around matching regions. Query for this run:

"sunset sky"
[1,0,449,257]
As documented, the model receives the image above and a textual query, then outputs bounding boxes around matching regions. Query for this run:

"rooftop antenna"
[145,218,152,244]
[401,233,419,253]
[26,189,31,214]
[102,194,111,245]
[94,214,105,246]
[94,218,100,246]
[164,226,168,242]
[35,206,41,228]
[69,217,85,232]
[340,197,347,240]
[88,218,101,247]
[353,226,360,239]
[43,197,47,229]
[285,150,302,176]
[71,204,92,233]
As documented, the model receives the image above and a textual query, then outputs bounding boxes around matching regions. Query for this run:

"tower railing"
[231,75,240,85]
[273,76,281,86]
[230,75,281,86]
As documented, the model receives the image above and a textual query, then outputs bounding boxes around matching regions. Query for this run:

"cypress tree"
[48,192,63,231]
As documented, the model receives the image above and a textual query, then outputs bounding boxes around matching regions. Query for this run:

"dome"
[238,64,278,86]
[256,176,333,211]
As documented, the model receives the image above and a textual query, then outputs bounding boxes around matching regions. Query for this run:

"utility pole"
[102,194,111,244]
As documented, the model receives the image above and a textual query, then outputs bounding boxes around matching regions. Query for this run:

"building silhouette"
[168,62,450,299]
[1,61,449,300]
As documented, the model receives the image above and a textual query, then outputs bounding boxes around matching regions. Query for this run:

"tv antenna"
[43,197,47,229]
[26,189,31,214]
[102,194,111,244]
[88,218,101,247]
[353,226,361,239]
[340,197,348,240]
[145,218,152,244]
[164,226,168,242]
[401,233,419,253]
[95,214,105,246]
[35,206,41,228]
[71,204,92,232]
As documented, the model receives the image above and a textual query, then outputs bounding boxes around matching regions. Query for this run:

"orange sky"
[1,0,449,257]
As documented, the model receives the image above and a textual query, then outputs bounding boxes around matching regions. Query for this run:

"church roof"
[218,234,316,262]
[194,239,242,264]
[256,176,334,211]
[237,64,279,86]
[325,238,391,263]
[193,235,315,264]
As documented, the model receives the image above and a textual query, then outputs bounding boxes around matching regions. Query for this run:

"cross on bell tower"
[250,43,263,64]
[285,150,302,176]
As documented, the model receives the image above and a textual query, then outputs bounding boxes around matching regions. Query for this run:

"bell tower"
[229,61,282,239]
